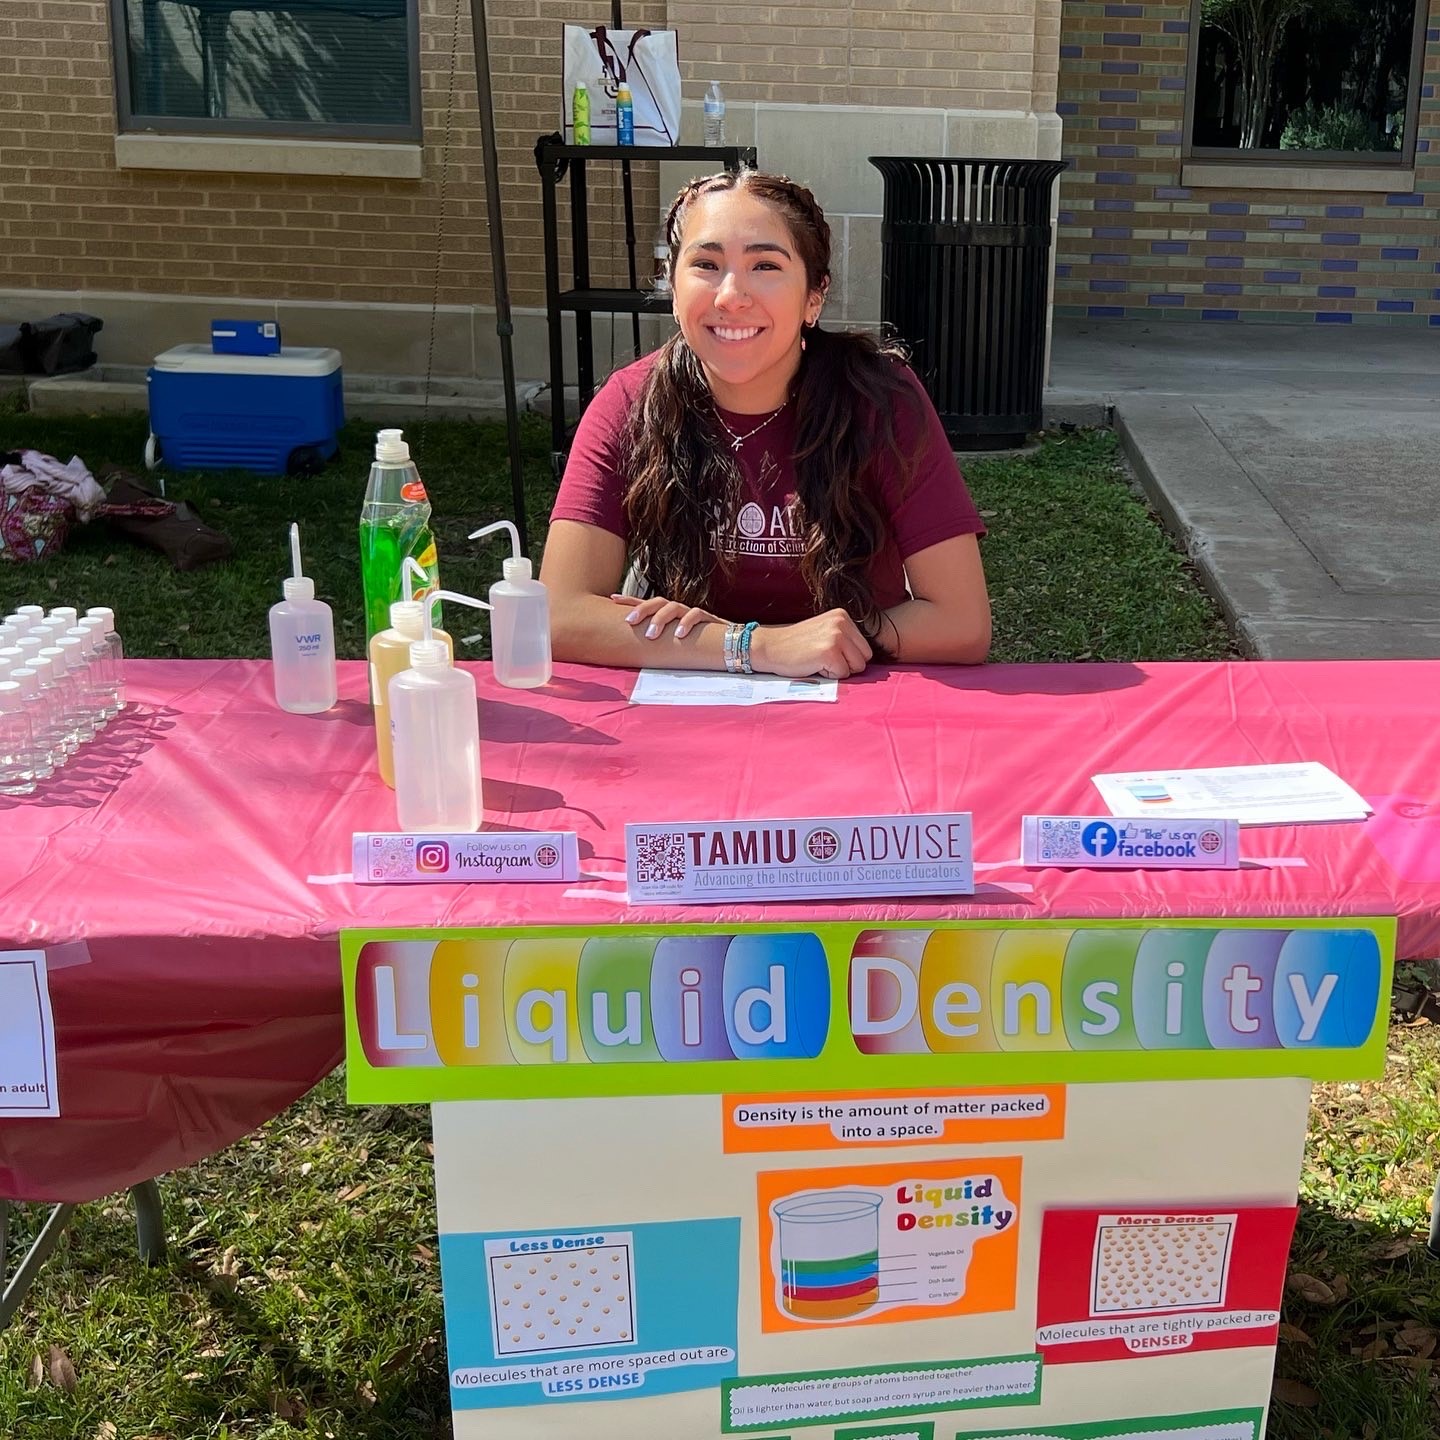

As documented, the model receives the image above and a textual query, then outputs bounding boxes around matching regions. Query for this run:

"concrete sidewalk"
[1046,319,1440,660]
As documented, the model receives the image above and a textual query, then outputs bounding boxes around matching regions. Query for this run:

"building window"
[111,0,421,141]
[1187,0,1426,164]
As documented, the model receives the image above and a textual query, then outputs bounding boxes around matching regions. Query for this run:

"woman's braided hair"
[622,170,918,652]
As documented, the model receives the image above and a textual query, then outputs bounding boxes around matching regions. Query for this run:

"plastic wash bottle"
[371,557,452,787]
[360,427,440,648]
[470,520,552,688]
[269,523,337,714]
[389,589,489,832]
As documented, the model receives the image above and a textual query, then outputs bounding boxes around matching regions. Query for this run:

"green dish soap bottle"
[359,428,440,649]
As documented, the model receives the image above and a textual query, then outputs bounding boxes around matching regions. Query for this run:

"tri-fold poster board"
[342,917,1393,1439]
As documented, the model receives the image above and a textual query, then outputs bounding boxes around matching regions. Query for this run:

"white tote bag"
[562,24,681,147]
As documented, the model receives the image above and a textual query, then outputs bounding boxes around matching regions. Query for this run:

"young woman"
[541,170,991,679]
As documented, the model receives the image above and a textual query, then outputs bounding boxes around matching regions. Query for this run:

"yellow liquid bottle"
[370,599,452,786]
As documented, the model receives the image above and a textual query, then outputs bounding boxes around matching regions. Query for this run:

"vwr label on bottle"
[352,831,580,885]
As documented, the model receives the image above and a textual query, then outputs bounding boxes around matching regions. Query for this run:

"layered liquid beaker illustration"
[773,1190,883,1321]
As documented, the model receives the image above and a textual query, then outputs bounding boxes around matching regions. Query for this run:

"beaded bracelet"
[738,620,759,675]
[723,621,743,673]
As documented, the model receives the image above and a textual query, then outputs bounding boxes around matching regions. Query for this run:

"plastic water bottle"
[470,521,552,689]
[616,83,635,146]
[85,607,125,716]
[0,680,36,795]
[360,428,440,649]
[8,669,54,780]
[269,523,337,714]
[704,82,725,146]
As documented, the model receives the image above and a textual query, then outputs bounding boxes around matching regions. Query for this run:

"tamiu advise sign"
[342,917,1393,1439]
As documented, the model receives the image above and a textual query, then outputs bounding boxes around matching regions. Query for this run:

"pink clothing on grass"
[550,351,985,623]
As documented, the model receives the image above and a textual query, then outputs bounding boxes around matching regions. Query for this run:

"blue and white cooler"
[146,343,345,476]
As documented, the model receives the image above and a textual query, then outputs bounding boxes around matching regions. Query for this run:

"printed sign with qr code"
[625,814,973,903]
[1022,816,1239,870]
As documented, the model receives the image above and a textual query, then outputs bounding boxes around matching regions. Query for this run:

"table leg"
[0,1202,78,1331]
[132,1179,167,1265]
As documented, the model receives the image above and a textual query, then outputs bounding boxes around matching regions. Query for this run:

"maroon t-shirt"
[550,351,985,623]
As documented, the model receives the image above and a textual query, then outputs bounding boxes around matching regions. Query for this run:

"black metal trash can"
[869,156,1068,448]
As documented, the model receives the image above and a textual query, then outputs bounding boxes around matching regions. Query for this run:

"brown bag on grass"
[97,465,233,571]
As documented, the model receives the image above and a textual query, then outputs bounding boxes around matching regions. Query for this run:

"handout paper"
[1091,762,1371,826]
[630,669,838,706]
[0,949,59,1118]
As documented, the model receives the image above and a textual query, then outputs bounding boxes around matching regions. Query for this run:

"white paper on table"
[629,669,838,706]
[1091,761,1372,827]
[0,949,60,1118]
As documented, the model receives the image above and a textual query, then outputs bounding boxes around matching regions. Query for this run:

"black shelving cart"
[533,135,758,476]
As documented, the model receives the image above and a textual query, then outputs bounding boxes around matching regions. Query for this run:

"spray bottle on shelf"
[389,589,490,833]
[370,557,453,787]
[269,523,337,715]
[470,521,552,689]
[615,83,635,145]
[360,427,440,648]
[572,81,591,145]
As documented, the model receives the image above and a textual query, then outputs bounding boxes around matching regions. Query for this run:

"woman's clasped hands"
[614,594,872,679]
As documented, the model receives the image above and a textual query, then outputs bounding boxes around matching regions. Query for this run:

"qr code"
[367,835,416,878]
[1038,818,1085,859]
[634,832,688,884]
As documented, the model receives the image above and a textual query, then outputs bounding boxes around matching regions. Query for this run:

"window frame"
[1181,0,1428,169]
[109,0,422,143]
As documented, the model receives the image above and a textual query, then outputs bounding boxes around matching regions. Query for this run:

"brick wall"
[0,0,1063,375]
[0,0,661,311]
[670,0,1059,112]
[1055,0,1440,325]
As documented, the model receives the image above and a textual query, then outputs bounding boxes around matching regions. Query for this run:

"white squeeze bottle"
[371,557,452,787]
[269,522,337,714]
[389,589,490,832]
[471,520,552,689]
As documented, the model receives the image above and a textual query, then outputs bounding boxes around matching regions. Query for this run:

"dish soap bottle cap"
[375,428,410,463]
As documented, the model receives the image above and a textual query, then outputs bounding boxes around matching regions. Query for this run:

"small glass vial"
[0,680,37,795]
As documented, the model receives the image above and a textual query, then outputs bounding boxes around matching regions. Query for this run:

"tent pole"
[466,0,530,553]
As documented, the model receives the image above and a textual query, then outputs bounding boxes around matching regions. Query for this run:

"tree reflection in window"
[1192,0,1422,158]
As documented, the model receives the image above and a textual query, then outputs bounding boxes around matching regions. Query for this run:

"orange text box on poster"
[756,1156,1023,1335]
[723,1086,1066,1153]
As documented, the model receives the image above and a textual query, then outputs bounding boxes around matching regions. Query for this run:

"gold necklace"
[714,395,791,453]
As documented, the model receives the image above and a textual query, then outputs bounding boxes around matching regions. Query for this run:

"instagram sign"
[417,841,451,873]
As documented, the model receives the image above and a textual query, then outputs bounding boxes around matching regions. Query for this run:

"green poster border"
[838,1422,936,1440]
[966,1406,1265,1439]
[341,916,1396,1104]
[719,1352,1042,1432]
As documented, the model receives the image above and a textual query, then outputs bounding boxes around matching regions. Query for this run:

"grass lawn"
[2,409,1436,1440]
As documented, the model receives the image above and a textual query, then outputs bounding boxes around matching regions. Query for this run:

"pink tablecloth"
[3,658,1439,1201]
